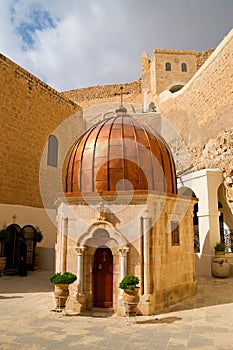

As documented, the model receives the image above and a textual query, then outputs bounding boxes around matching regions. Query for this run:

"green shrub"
[119,274,139,291]
[35,227,43,243]
[214,242,226,252]
[0,229,11,243]
[49,272,77,285]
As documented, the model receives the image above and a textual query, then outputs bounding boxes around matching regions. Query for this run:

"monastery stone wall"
[63,80,142,110]
[0,54,83,208]
[196,48,215,69]
[156,29,233,210]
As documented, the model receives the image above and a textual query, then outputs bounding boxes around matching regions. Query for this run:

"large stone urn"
[211,258,230,278]
[49,272,77,311]
[123,288,140,313]
[212,242,230,278]
[54,284,69,310]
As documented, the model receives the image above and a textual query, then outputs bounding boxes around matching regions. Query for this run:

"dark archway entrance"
[4,224,37,274]
[22,225,36,271]
[5,224,21,274]
[93,246,113,308]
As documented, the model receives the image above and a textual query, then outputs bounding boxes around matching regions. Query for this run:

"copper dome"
[65,107,177,195]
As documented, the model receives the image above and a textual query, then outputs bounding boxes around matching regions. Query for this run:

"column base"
[66,293,86,313]
[138,294,154,315]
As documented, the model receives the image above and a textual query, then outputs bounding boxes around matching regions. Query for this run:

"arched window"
[169,85,184,93]
[181,62,187,72]
[165,62,171,71]
[47,135,58,167]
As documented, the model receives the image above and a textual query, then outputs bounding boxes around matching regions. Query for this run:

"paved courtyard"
[0,270,233,350]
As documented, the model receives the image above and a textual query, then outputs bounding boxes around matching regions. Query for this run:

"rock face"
[190,128,233,211]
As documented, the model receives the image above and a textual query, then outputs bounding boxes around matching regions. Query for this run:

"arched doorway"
[93,246,113,308]
[22,225,36,271]
[5,224,21,274]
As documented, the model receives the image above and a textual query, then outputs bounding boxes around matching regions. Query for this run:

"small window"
[47,135,58,167]
[181,63,187,72]
[171,221,180,246]
[165,62,171,71]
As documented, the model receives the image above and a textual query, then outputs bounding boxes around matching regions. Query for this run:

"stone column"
[61,218,68,273]
[75,246,86,294]
[142,210,150,295]
[118,247,129,283]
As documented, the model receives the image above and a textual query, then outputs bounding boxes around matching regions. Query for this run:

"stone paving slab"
[0,270,233,349]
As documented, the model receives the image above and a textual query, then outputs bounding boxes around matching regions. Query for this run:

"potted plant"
[35,227,43,243]
[214,242,226,256]
[34,227,43,269]
[50,272,77,310]
[212,242,230,278]
[0,228,11,273]
[119,275,140,313]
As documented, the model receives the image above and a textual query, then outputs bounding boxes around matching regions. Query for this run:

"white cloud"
[0,0,232,91]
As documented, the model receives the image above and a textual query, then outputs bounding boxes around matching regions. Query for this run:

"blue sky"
[0,0,232,91]
[13,8,56,49]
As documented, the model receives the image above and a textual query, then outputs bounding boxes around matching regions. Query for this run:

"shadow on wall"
[195,230,212,277]
[37,247,55,271]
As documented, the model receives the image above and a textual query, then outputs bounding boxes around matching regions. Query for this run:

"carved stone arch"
[78,220,127,248]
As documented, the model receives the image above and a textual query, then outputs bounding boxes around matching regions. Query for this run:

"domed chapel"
[0,29,232,314]
[55,106,196,315]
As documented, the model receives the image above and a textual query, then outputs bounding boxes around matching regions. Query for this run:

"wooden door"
[94,247,113,308]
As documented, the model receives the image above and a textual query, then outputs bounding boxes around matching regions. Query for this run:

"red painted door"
[94,247,113,308]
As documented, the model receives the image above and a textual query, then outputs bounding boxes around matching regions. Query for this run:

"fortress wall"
[0,54,83,208]
[158,29,233,147]
[157,30,233,210]
[63,79,143,111]
[196,48,215,69]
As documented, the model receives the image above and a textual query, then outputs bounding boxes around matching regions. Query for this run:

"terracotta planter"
[0,257,6,274]
[123,288,140,313]
[54,284,69,310]
[215,251,225,258]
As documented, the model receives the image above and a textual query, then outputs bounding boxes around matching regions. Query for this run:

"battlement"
[63,79,142,109]
[152,48,197,57]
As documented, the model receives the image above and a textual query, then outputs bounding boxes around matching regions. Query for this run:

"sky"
[0,0,232,92]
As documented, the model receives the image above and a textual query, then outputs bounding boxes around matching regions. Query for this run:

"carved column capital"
[75,246,86,255]
[118,246,129,256]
